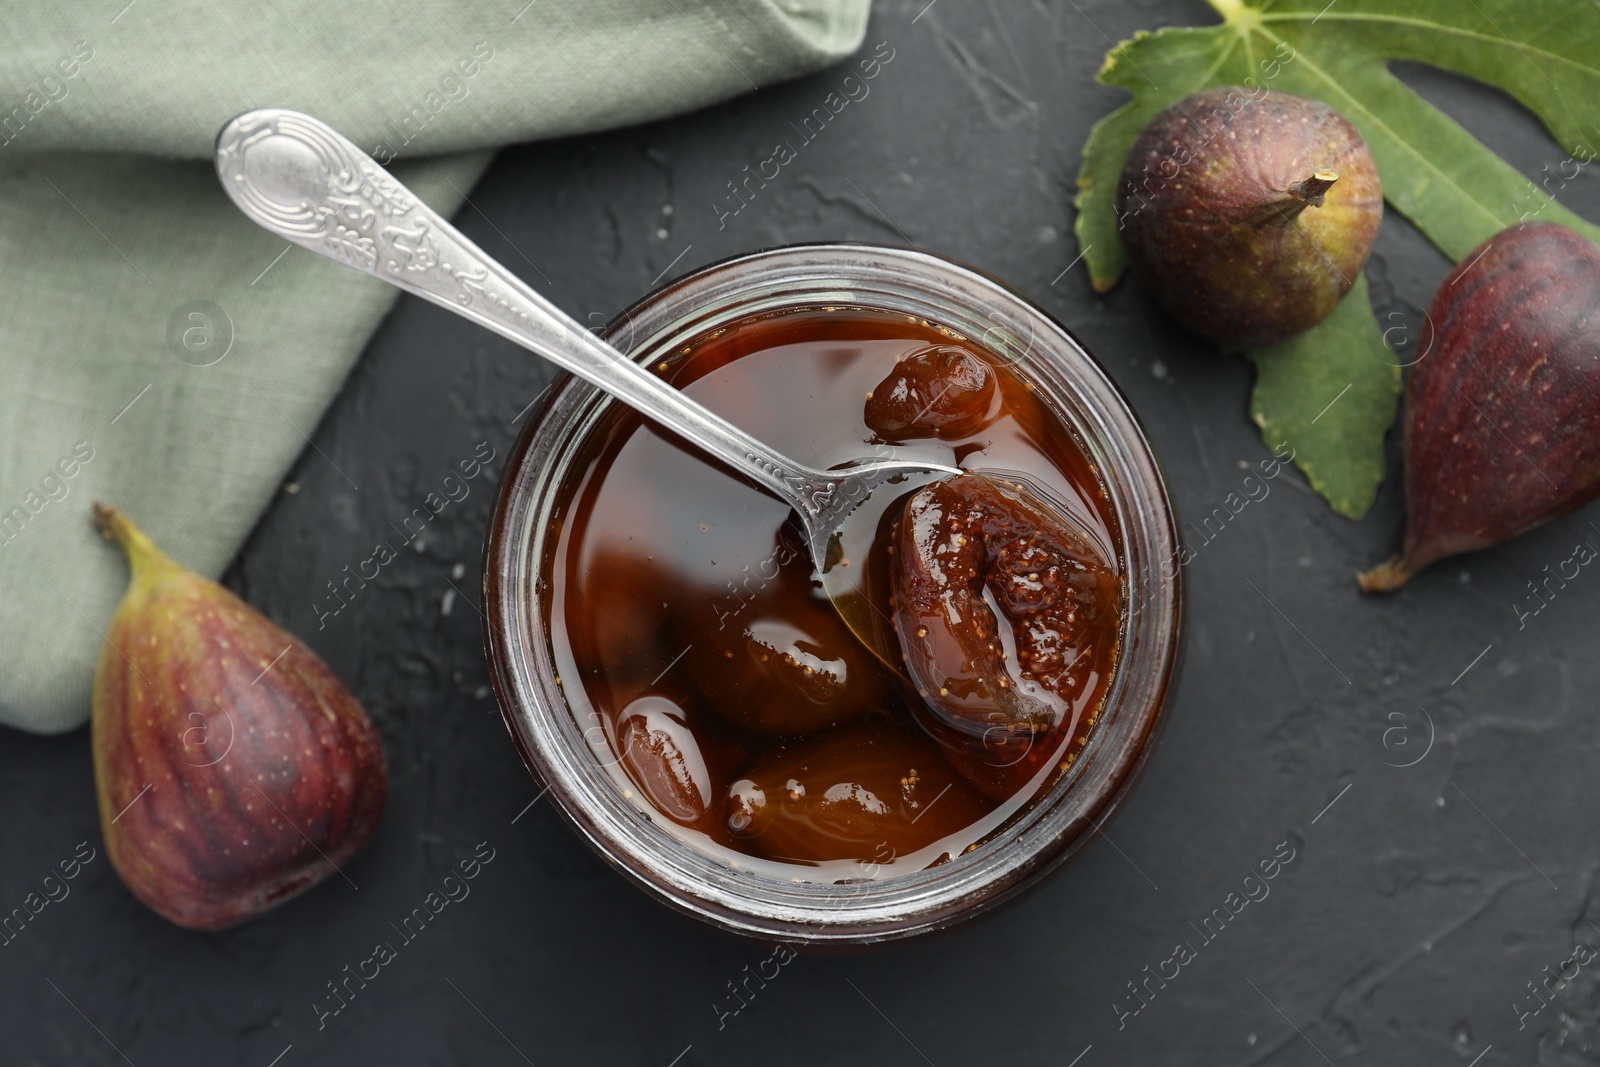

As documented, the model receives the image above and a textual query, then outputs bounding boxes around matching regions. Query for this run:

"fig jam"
[545,307,1122,882]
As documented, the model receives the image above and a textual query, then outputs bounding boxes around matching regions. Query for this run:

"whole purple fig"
[1116,87,1382,347]
[91,503,387,928]
[1359,222,1600,592]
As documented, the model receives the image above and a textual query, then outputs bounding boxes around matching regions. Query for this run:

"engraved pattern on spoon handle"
[214,108,835,515]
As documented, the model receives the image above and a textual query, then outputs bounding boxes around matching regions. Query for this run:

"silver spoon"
[214,109,958,665]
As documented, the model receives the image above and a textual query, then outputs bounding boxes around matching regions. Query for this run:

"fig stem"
[1356,555,1412,595]
[92,502,179,583]
[1288,170,1339,208]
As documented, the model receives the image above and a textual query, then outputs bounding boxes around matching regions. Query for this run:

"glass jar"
[484,244,1183,945]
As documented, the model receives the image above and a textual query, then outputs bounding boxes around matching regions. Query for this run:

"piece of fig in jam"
[725,720,989,864]
[613,695,729,839]
[685,565,881,737]
[577,552,677,681]
[891,474,1118,739]
[865,344,996,441]
[911,700,1073,802]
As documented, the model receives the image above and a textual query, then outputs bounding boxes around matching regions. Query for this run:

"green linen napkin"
[0,0,870,734]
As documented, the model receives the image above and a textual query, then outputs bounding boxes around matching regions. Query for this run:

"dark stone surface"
[6,1,1600,1063]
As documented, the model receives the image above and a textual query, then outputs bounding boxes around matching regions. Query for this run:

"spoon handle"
[214,109,836,516]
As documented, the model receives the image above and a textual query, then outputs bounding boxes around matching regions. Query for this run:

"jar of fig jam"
[485,245,1182,945]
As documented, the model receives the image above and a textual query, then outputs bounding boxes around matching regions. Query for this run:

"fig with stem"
[91,503,387,929]
[1359,222,1600,592]
[1117,87,1382,347]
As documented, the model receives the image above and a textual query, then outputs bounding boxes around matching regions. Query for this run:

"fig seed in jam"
[545,306,1122,882]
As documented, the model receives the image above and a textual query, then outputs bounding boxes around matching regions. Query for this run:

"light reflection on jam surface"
[545,307,1122,882]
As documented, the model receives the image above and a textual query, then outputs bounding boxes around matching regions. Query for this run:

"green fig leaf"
[1074,0,1600,515]
[1246,274,1400,520]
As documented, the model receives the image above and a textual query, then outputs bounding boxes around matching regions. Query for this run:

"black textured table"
[7,2,1600,1063]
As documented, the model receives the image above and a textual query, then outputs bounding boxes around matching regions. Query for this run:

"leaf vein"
[1258,11,1600,79]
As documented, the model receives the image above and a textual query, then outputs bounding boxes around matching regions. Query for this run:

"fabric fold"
[0,0,870,733]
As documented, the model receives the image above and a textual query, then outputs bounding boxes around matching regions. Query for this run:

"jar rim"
[483,242,1184,944]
